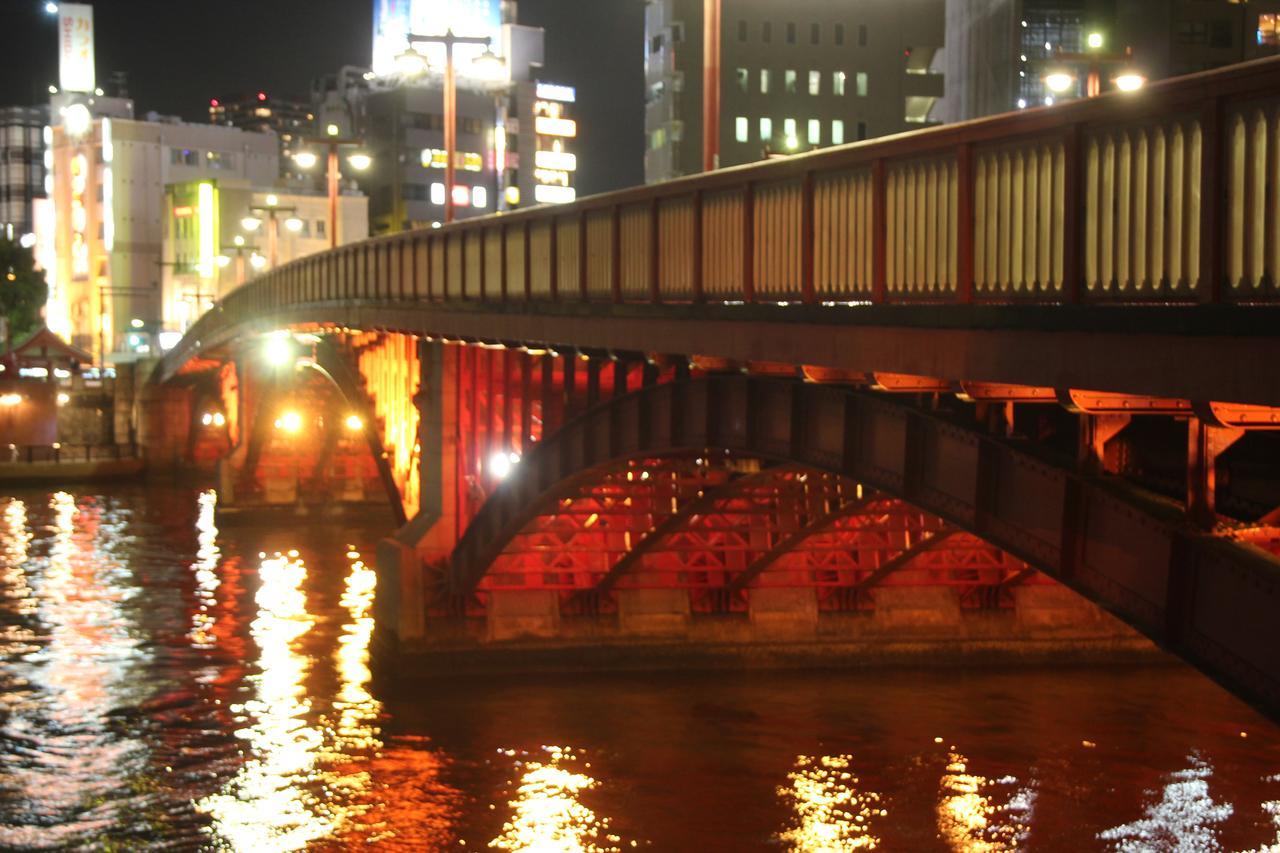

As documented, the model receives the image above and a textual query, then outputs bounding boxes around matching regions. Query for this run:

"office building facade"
[644,0,946,183]
[939,0,1280,123]
[0,105,51,239]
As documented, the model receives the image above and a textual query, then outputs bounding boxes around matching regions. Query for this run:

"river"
[0,484,1277,850]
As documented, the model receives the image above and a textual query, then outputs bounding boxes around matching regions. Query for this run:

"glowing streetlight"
[233,234,245,247]
[1044,71,1076,94]
[1113,72,1146,92]
[1087,32,1105,50]
[45,2,57,14]
[325,123,340,137]
[249,253,267,270]
[344,414,364,432]
[293,150,318,170]
[347,152,373,171]
[284,216,304,233]
[395,46,429,76]
[241,216,263,232]
[264,193,279,207]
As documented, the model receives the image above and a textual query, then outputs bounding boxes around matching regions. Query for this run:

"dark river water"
[0,485,1278,851]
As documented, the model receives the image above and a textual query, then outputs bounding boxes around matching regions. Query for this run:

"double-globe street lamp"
[293,129,372,250]
[239,193,303,269]
[395,30,505,224]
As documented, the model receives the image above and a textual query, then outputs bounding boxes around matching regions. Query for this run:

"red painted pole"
[327,142,339,250]
[445,38,458,224]
[702,0,721,172]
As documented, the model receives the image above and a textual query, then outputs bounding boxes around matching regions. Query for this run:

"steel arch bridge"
[150,57,1280,715]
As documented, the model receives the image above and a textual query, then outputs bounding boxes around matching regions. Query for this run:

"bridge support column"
[376,340,459,650]
[488,590,560,641]
[137,379,192,472]
[1078,413,1130,475]
[871,587,961,630]
[1014,585,1104,628]
[617,588,690,636]
[748,587,819,637]
[1186,417,1243,527]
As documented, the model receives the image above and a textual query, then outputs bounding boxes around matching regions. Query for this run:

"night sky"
[0,0,646,195]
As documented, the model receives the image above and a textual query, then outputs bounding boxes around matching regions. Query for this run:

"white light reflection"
[328,547,381,756]
[491,746,625,852]
[197,550,332,851]
[937,751,1034,851]
[187,490,221,649]
[0,499,35,622]
[1098,754,1232,850]
[777,754,885,850]
[1253,773,1280,853]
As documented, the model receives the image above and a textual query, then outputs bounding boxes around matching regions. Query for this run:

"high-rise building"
[42,94,278,361]
[312,0,577,232]
[643,0,946,184]
[208,91,315,175]
[0,105,51,239]
[938,0,1280,123]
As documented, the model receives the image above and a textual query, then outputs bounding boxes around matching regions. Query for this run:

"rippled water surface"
[1,485,1278,851]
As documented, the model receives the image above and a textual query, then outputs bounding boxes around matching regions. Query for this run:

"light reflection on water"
[777,754,884,850]
[0,485,1279,850]
[490,745,626,852]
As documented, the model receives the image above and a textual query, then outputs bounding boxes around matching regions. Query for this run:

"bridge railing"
[189,57,1280,354]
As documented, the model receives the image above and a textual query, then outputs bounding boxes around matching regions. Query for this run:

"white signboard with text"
[58,3,95,94]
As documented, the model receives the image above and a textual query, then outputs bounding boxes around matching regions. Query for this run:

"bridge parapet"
[162,56,1280,387]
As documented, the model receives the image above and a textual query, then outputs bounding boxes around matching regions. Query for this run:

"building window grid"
[1019,12,1083,104]
[808,71,821,96]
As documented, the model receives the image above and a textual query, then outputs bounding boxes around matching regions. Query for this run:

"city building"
[42,94,279,361]
[643,0,946,183]
[0,105,51,239]
[311,0,578,233]
[208,91,315,177]
[938,0,1280,122]
[161,181,367,333]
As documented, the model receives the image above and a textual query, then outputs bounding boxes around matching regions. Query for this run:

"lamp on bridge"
[398,30,507,225]
[293,127,372,250]
[241,195,304,270]
[1038,36,1145,103]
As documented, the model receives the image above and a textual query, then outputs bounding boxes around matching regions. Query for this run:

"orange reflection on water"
[187,490,221,649]
[197,550,333,851]
[0,499,35,624]
[936,750,1033,852]
[329,547,380,756]
[491,746,625,852]
[778,754,885,850]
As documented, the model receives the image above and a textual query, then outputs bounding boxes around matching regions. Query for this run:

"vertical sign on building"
[533,83,577,205]
[58,3,95,94]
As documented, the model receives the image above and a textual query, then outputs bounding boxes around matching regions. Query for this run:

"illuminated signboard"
[420,149,484,171]
[534,149,576,172]
[173,206,194,218]
[58,3,95,94]
[535,185,576,204]
[372,0,501,78]
[535,83,576,103]
[534,116,577,138]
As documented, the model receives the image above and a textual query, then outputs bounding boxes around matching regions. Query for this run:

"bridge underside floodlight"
[488,451,520,480]
[345,414,363,432]
[264,335,294,367]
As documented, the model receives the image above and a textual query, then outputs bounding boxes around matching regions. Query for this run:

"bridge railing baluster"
[618,202,652,302]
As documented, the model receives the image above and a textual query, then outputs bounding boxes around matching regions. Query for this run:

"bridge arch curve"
[451,374,1280,711]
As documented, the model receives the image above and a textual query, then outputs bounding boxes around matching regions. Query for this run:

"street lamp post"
[703,0,721,172]
[400,30,496,224]
[294,135,371,249]
[241,195,302,269]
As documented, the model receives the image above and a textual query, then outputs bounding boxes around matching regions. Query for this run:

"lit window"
[452,185,470,207]
[808,71,821,95]
[760,69,771,94]
[856,72,868,97]
[833,71,846,96]
[785,70,797,93]
[736,67,749,92]
[808,119,820,145]
[1260,14,1280,46]
[473,186,488,208]
[831,120,844,145]
[759,117,773,141]
[735,116,749,142]
[783,117,797,140]
[430,183,445,205]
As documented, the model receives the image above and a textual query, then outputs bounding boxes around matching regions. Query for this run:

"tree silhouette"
[0,237,48,349]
